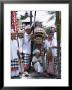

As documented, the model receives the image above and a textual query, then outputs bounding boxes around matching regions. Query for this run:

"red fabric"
[11,67,18,71]
[47,61,54,75]
[23,64,29,71]
[11,11,19,32]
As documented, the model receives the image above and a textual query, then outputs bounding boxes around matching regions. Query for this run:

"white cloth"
[11,40,18,59]
[16,70,19,76]
[33,49,40,54]
[11,70,19,77]
[54,32,57,40]
[32,56,43,73]
[19,61,24,73]
[23,32,31,54]
[44,38,57,56]
[11,71,15,77]
[18,38,23,53]
[34,62,43,73]
[32,56,42,63]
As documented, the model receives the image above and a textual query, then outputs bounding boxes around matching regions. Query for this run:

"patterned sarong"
[11,58,19,71]
[22,53,31,71]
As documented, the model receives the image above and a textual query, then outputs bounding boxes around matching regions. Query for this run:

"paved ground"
[11,62,61,79]
[11,71,58,79]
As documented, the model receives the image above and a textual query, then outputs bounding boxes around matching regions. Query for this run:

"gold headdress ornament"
[34,27,46,39]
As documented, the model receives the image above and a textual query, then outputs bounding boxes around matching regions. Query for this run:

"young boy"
[32,49,43,73]
[22,25,32,76]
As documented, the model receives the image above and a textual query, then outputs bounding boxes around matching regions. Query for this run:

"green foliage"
[20,15,27,20]
[47,11,56,25]
[44,27,50,34]
[48,15,55,22]
[48,11,56,14]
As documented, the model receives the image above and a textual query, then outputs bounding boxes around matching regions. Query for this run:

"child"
[17,30,24,76]
[32,49,43,73]
[11,30,19,78]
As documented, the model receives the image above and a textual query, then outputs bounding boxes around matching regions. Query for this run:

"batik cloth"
[22,53,31,71]
[11,58,19,70]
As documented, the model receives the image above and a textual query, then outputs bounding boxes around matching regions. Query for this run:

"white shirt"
[23,32,31,54]
[32,56,42,63]
[32,56,43,73]
[18,38,23,53]
[54,32,57,40]
[11,40,18,59]
[44,38,57,56]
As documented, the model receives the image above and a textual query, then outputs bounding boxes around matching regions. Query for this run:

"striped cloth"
[22,53,31,71]
[11,58,19,71]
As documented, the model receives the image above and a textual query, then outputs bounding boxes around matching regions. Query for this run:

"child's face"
[18,33,23,38]
[35,52,40,58]
[48,33,54,39]
[26,29,32,34]
[11,33,17,40]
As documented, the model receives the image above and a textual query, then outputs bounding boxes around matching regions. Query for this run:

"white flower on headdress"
[33,49,40,54]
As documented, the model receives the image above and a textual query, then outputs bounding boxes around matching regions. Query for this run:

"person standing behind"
[17,30,24,76]
[22,25,32,76]
[11,30,19,78]
[44,30,57,76]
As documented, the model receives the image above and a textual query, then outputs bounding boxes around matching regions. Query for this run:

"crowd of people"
[11,24,57,78]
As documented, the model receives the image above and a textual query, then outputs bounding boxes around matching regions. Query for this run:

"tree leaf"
[20,15,27,20]
[48,11,56,14]
[48,15,55,22]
